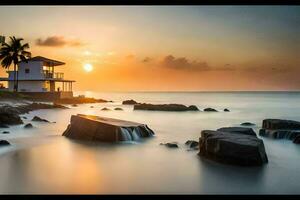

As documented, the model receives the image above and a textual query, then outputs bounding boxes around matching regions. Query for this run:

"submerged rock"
[185,140,199,148]
[293,135,300,144]
[122,99,138,105]
[90,106,94,108]
[224,108,230,112]
[101,107,110,111]
[63,114,155,142]
[32,116,50,123]
[241,122,256,126]
[203,108,218,112]
[114,107,123,111]
[259,119,300,140]
[161,142,178,148]
[72,104,78,107]
[217,127,257,136]
[0,140,10,146]
[2,131,9,134]
[134,103,199,111]
[199,130,268,166]
[24,123,33,128]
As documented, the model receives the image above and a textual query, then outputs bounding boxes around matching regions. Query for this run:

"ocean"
[0,91,299,194]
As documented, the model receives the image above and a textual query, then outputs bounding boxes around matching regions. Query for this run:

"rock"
[217,127,257,136]
[31,116,50,123]
[0,109,23,125]
[0,123,9,128]
[224,108,230,112]
[0,140,10,146]
[90,106,94,108]
[63,114,155,142]
[22,116,27,119]
[134,103,199,111]
[101,107,110,111]
[185,140,199,148]
[2,131,9,134]
[122,99,138,105]
[162,142,178,148]
[114,107,123,111]
[203,108,218,112]
[72,104,78,107]
[54,97,110,104]
[262,119,300,130]
[293,135,300,144]
[241,122,255,126]
[199,130,268,166]
[259,119,300,140]
[24,123,33,128]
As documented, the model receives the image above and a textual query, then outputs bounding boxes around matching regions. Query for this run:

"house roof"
[23,56,65,66]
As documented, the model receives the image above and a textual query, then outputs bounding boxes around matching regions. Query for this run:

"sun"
[83,63,93,72]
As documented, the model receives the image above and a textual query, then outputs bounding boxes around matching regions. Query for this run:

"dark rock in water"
[199,130,268,166]
[224,108,230,112]
[217,127,257,136]
[262,119,300,130]
[0,123,9,128]
[24,123,33,128]
[260,119,300,140]
[114,107,123,111]
[72,104,78,107]
[203,108,218,112]
[22,116,27,119]
[241,122,255,126]
[32,116,50,123]
[2,131,9,134]
[185,140,199,148]
[293,135,300,144]
[90,106,94,108]
[162,142,178,148]
[122,99,138,105]
[134,103,199,111]
[0,140,10,146]
[0,109,23,125]
[101,107,110,111]
[63,114,155,142]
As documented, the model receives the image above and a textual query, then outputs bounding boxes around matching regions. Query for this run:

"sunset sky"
[0,6,299,91]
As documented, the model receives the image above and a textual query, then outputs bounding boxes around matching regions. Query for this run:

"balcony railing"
[43,71,64,79]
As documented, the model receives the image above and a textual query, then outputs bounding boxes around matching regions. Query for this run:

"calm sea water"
[0,91,300,194]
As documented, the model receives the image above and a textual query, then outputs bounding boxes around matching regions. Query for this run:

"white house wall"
[13,81,48,92]
[17,61,44,80]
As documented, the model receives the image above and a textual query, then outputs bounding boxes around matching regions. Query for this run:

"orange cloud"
[36,36,85,47]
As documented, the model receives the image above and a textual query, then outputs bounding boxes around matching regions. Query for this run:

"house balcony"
[43,71,64,80]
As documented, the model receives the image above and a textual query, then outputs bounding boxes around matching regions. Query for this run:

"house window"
[25,68,30,74]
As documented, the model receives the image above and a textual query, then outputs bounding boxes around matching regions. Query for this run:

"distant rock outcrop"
[101,107,110,111]
[161,142,179,148]
[224,108,230,112]
[134,103,199,111]
[241,122,256,126]
[114,108,123,111]
[203,108,218,112]
[24,123,33,128]
[122,99,138,105]
[199,129,268,166]
[259,119,300,140]
[63,114,155,142]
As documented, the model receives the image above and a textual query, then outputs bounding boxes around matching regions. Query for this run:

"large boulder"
[262,119,300,130]
[217,127,257,136]
[122,99,138,105]
[199,130,268,166]
[63,114,155,142]
[259,119,300,140]
[134,103,199,111]
[0,109,23,125]
[185,140,199,148]
[0,140,10,146]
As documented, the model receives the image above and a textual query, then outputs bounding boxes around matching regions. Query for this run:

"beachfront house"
[0,56,75,100]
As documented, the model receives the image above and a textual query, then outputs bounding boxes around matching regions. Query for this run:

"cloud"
[125,54,135,60]
[161,55,210,71]
[36,36,84,47]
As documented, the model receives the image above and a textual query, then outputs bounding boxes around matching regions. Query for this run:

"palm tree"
[0,36,31,92]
